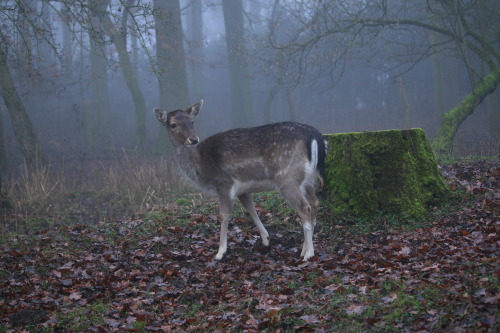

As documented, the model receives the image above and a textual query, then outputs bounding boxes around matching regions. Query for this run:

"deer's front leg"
[238,193,269,246]
[215,195,234,260]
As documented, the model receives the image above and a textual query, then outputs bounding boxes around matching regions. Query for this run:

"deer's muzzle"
[186,136,199,145]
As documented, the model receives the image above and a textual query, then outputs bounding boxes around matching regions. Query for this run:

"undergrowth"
[0,157,199,234]
[1,156,495,239]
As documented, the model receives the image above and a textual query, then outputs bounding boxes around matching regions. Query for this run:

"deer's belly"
[229,179,276,198]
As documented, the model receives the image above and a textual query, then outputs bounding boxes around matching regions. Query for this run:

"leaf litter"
[0,159,498,331]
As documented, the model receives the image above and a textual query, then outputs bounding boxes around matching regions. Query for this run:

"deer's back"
[197,122,324,189]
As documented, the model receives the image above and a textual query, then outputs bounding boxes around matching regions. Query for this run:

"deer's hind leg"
[278,183,315,261]
[300,185,319,258]
[238,193,270,246]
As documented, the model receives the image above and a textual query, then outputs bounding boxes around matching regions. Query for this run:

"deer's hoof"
[302,252,314,261]
[301,247,315,261]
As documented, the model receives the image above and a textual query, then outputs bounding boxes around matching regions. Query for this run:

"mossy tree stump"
[324,128,449,219]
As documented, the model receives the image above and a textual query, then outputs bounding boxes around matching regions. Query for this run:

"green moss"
[175,197,192,206]
[324,128,449,220]
[432,67,500,154]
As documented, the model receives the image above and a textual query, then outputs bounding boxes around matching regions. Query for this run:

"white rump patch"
[301,139,318,192]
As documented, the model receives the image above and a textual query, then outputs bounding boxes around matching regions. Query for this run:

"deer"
[154,100,327,261]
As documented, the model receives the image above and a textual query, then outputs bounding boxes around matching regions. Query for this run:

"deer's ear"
[186,99,203,118]
[154,108,168,124]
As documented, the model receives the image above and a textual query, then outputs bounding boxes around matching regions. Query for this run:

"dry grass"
[0,156,196,234]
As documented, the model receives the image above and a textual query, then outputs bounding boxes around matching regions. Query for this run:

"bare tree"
[96,0,148,149]
[258,0,307,123]
[257,0,500,154]
[0,104,6,186]
[153,0,190,109]
[153,0,190,152]
[0,2,52,167]
[222,0,254,127]
[0,47,45,167]
[188,0,204,99]
[85,2,111,150]
[60,8,73,80]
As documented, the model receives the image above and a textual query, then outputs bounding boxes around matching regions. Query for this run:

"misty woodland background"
[0,0,499,172]
[0,1,499,331]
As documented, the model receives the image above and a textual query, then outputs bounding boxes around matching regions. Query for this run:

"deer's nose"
[186,136,199,145]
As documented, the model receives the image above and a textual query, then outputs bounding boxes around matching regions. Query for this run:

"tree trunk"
[130,26,139,77]
[77,29,89,153]
[263,86,279,123]
[487,83,500,139]
[189,0,203,99]
[222,0,254,127]
[123,0,138,78]
[40,0,54,69]
[0,48,45,167]
[62,13,73,80]
[284,88,297,121]
[153,0,190,152]
[396,76,411,129]
[97,2,147,149]
[88,42,111,149]
[87,6,111,151]
[153,0,190,110]
[324,129,449,220]
[431,67,500,154]
[0,104,6,189]
[16,0,36,100]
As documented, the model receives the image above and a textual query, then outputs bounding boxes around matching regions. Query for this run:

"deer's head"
[154,100,203,146]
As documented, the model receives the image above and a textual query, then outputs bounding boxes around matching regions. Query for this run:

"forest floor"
[0,158,498,332]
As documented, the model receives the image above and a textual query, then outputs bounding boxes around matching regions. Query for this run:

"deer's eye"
[170,123,177,129]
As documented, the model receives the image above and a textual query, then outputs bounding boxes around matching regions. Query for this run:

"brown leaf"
[345,304,365,315]
[381,293,398,304]
[104,318,120,328]
[300,314,320,323]
[60,279,72,286]
[69,292,82,300]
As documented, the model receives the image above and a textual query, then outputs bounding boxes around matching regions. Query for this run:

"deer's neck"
[174,145,213,195]
[175,145,201,182]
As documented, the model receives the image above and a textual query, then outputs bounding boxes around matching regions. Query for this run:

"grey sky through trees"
[0,0,498,172]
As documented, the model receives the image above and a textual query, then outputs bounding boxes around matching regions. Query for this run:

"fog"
[1,0,499,175]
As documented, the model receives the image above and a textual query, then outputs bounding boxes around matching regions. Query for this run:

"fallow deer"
[154,100,327,261]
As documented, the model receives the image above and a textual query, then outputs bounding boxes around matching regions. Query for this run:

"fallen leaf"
[346,304,365,315]
[69,292,82,300]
